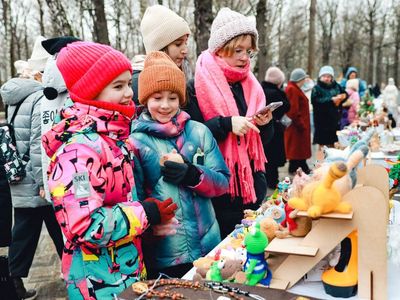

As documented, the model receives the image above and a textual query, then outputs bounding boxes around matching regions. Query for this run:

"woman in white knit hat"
[185,7,273,238]
[133,5,191,106]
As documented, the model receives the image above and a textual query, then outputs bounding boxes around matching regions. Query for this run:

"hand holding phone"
[252,101,283,118]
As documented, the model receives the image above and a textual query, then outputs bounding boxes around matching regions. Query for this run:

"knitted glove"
[142,197,178,225]
[161,160,201,186]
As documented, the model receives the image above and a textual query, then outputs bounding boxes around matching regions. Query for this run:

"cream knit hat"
[208,7,258,53]
[265,67,285,86]
[346,79,359,91]
[140,5,190,53]
[28,36,51,72]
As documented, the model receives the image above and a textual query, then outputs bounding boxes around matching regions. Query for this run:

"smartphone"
[253,101,283,118]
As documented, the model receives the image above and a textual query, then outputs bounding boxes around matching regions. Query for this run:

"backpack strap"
[9,101,23,125]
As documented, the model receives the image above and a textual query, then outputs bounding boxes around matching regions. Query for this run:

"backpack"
[0,101,30,184]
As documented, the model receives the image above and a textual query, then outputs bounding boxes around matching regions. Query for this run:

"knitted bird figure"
[243,223,272,286]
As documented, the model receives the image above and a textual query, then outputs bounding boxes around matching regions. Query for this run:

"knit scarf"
[131,109,189,139]
[195,50,267,204]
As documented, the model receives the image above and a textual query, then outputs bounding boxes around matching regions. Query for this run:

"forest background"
[1,0,400,111]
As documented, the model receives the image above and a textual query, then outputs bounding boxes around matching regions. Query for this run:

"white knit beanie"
[28,36,51,72]
[140,5,191,53]
[265,67,285,86]
[208,7,258,53]
[346,79,359,91]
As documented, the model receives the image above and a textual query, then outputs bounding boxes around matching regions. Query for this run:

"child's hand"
[159,149,184,166]
[152,218,180,236]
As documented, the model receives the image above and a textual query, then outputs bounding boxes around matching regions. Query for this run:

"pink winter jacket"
[42,100,149,299]
[346,89,360,123]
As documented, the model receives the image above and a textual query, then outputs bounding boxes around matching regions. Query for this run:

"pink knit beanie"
[57,41,132,102]
[265,67,285,86]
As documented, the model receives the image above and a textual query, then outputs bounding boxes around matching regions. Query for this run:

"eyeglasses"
[233,48,256,59]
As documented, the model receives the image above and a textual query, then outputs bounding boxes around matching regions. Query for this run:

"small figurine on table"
[242,223,272,286]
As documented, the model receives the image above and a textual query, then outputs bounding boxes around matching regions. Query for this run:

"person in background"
[312,65,347,148]
[345,78,361,125]
[261,67,290,189]
[131,51,229,278]
[42,41,177,299]
[0,36,64,300]
[340,66,367,97]
[382,78,399,124]
[284,68,311,174]
[185,7,273,238]
[132,4,191,106]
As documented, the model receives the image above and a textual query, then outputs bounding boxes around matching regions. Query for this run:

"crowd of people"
[0,4,399,300]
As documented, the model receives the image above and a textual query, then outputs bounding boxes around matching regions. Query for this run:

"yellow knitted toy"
[288,162,352,218]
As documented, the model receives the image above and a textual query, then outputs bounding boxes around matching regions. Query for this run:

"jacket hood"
[0,78,43,106]
[42,99,131,158]
[345,67,358,79]
[42,56,67,94]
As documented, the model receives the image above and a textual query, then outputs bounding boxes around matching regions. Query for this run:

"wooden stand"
[266,164,388,300]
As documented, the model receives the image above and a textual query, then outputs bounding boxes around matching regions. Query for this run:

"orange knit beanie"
[138,51,186,106]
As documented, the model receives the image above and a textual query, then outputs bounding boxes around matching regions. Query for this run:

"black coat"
[261,81,291,167]
[185,79,272,203]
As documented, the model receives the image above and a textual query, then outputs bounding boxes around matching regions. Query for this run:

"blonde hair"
[216,34,257,57]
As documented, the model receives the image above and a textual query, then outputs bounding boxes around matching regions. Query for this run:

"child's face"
[95,70,132,105]
[217,35,253,69]
[164,35,189,68]
[320,74,333,84]
[147,90,180,123]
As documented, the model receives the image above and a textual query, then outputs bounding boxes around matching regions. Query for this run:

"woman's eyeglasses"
[233,48,256,59]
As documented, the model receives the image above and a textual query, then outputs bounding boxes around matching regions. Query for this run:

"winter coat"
[185,79,270,203]
[312,80,347,145]
[41,55,69,201]
[346,89,360,124]
[261,81,290,167]
[130,110,229,270]
[43,99,149,299]
[0,78,47,208]
[340,67,367,97]
[284,81,311,160]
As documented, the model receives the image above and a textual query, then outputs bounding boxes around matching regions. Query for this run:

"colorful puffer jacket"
[130,110,230,270]
[43,99,149,300]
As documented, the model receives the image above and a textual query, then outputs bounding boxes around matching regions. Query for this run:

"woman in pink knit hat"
[185,7,273,238]
[42,41,178,299]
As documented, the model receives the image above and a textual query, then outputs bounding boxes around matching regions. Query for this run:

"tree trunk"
[375,14,386,86]
[44,0,74,36]
[256,0,267,81]
[193,0,213,56]
[92,0,110,45]
[307,0,316,78]
[37,0,45,36]
[394,15,400,85]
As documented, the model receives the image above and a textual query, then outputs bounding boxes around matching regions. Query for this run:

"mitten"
[142,197,178,225]
[161,160,201,186]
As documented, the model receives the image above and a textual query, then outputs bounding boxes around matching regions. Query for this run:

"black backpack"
[0,102,30,184]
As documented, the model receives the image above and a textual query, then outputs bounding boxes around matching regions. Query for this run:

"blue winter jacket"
[340,67,367,97]
[130,111,230,270]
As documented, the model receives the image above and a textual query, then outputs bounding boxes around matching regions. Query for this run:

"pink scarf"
[195,50,267,204]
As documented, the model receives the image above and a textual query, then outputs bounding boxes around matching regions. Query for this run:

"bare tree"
[375,11,387,86]
[365,0,379,85]
[317,0,338,65]
[91,0,110,44]
[44,0,74,36]
[193,0,212,56]
[37,0,45,36]
[256,0,267,81]
[394,4,400,84]
[307,0,316,77]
